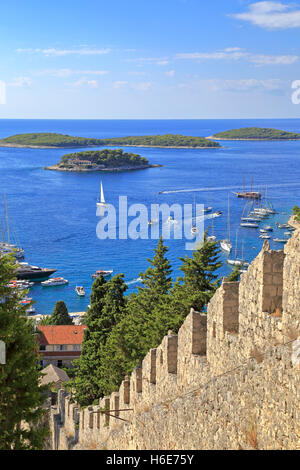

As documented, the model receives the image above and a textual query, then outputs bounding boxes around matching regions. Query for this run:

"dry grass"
[243,422,259,449]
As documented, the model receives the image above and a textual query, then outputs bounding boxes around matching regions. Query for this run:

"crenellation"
[50,226,300,450]
[142,348,157,404]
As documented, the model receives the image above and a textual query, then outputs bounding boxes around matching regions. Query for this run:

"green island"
[208,127,300,141]
[45,148,161,172]
[0,132,221,148]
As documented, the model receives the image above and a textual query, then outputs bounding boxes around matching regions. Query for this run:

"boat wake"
[160,181,300,195]
[126,277,142,286]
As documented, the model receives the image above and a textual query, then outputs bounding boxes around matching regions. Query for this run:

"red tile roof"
[37,325,86,345]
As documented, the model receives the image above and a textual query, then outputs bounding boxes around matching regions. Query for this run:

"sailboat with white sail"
[227,230,249,267]
[96,181,107,207]
[220,195,232,253]
[0,195,25,259]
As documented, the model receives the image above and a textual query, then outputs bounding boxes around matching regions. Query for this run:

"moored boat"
[75,286,86,296]
[92,269,113,279]
[41,277,69,287]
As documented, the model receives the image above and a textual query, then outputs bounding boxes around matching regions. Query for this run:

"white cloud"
[165,70,175,77]
[231,1,300,30]
[73,78,98,88]
[37,69,108,78]
[17,47,111,56]
[125,57,169,66]
[112,81,153,91]
[179,78,286,93]
[134,81,153,91]
[113,81,129,88]
[175,48,298,65]
[8,77,32,87]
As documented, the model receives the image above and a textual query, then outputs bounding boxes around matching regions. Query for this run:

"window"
[57,360,62,367]
[56,345,67,351]
[73,344,80,351]
[39,345,46,351]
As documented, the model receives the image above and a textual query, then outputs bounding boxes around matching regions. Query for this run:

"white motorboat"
[41,277,69,287]
[240,222,258,228]
[273,238,288,244]
[260,234,271,239]
[96,181,107,207]
[263,226,273,231]
[92,269,113,279]
[75,286,86,296]
[227,259,249,267]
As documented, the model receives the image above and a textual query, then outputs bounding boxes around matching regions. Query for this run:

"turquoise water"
[0,119,299,314]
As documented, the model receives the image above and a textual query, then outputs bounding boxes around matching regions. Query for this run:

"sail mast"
[4,194,10,245]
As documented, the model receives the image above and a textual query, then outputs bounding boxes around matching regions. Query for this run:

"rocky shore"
[44,163,162,172]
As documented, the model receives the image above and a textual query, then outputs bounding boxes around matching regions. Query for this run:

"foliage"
[212,127,300,140]
[60,148,149,168]
[226,266,240,282]
[72,274,127,406]
[1,132,221,148]
[168,235,222,331]
[50,301,73,325]
[0,254,49,450]
[293,206,300,222]
[98,134,220,148]
[98,238,174,395]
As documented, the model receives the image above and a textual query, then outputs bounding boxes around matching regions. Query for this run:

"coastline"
[206,135,300,141]
[44,163,162,172]
[0,141,221,150]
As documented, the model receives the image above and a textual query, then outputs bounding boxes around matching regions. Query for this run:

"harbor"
[1,119,300,316]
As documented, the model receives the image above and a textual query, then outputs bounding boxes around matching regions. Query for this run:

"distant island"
[45,148,161,172]
[207,127,300,141]
[0,132,221,149]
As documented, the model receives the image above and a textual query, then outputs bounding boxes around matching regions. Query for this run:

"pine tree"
[0,254,48,450]
[98,238,174,395]
[169,234,222,329]
[226,266,240,282]
[50,301,73,325]
[73,274,127,405]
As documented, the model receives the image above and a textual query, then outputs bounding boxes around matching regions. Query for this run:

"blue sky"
[1,0,300,118]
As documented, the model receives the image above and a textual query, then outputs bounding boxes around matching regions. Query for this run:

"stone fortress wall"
[50,219,300,450]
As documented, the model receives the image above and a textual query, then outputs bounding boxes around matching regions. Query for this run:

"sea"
[0,118,299,315]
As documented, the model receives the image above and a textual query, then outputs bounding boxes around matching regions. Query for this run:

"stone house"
[37,325,86,368]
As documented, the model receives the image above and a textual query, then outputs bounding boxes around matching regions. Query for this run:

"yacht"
[263,226,273,232]
[15,262,57,281]
[260,234,271,239]
[41,277,69,287]
[240,222,258,228]
[273,238,288,244]
[75,286,86,296]
[92,269,113,279]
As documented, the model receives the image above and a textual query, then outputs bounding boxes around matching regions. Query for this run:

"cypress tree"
[0,254,48,450]
[50,301,73,325]
[73,274,127,405]
[169,234,222,329]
